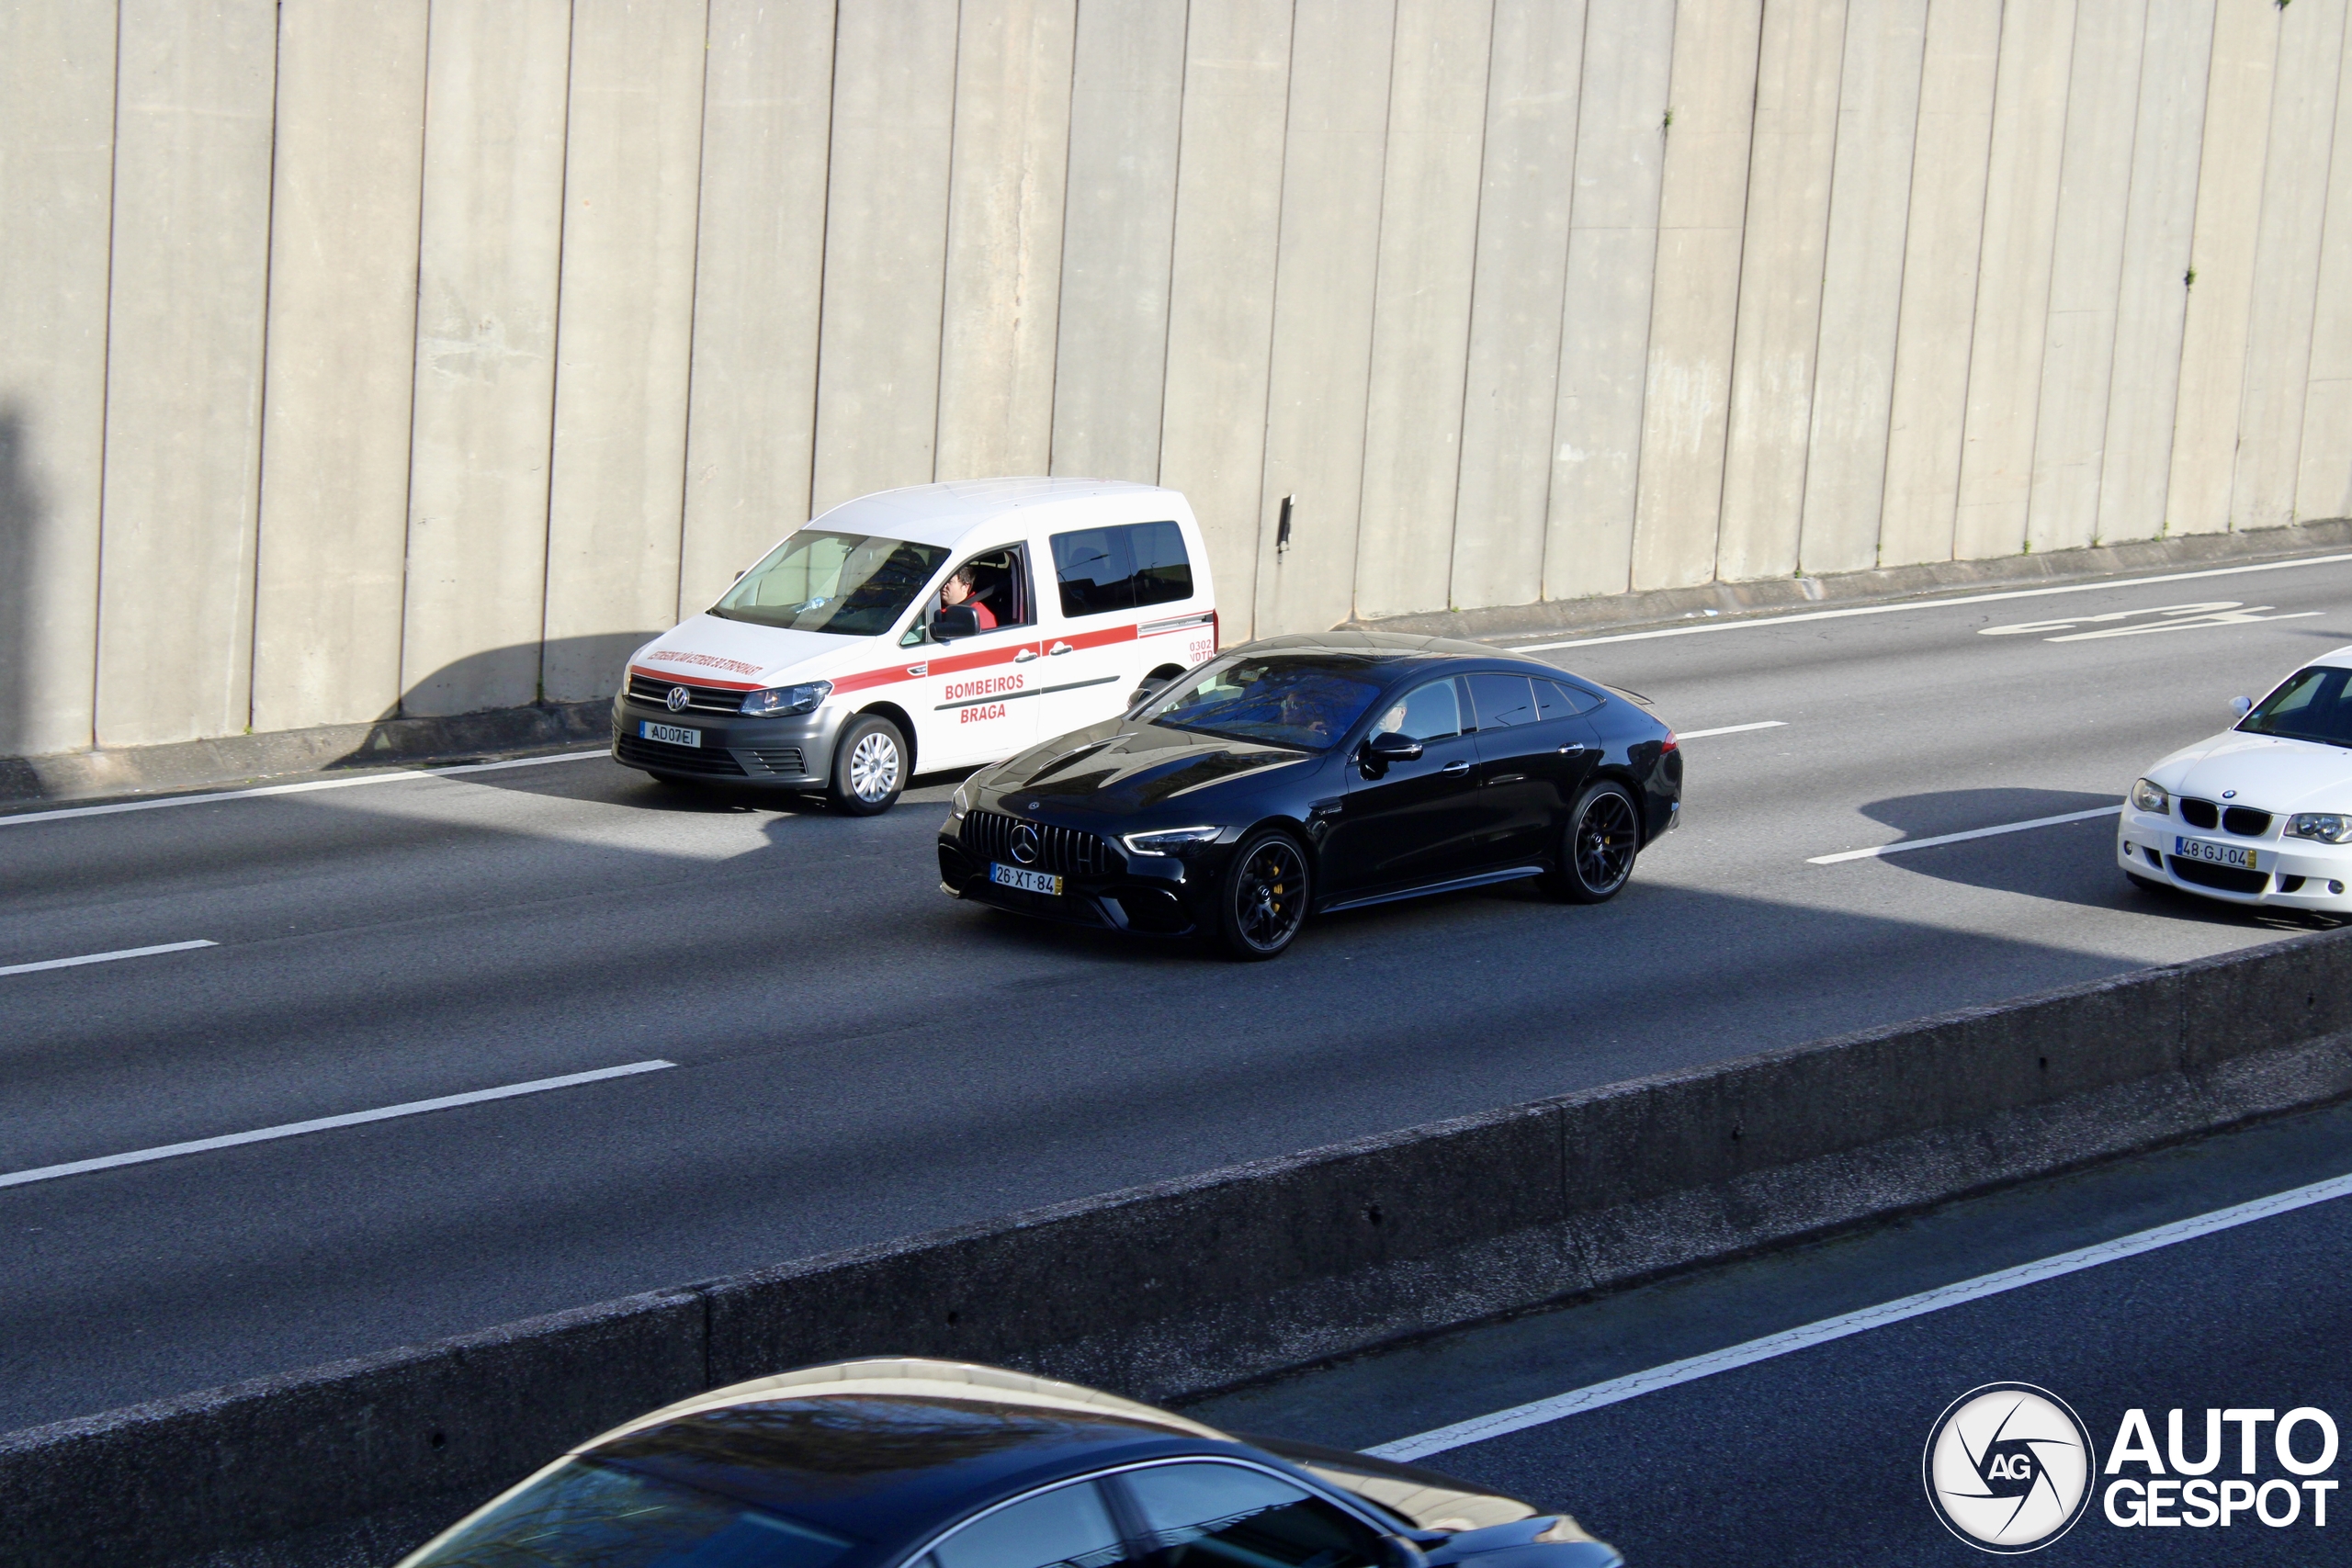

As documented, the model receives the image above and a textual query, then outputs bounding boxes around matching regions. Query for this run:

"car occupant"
[941,564,997,630]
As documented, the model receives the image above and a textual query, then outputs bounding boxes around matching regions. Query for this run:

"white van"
[611,479,1219,813]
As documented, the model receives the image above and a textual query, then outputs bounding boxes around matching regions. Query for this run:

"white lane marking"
[1807,805,2121,865]
[1676,721,1786,739]
[1507,552,2352,653]
[0,940,218,977]
[0,1059,676,1190]
[0,750,609,829]
[1369,1164,2352,1461]
[1978,600,2322,641]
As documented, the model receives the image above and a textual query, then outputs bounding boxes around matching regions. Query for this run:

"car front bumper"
[609,694,849,785]
[2117,808,2352,909]
[935,811,1227,937]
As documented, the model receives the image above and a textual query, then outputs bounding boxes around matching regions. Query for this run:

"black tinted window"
[1119,1462,1382,1568]
[1536,679,1601,719]
[399,1459,854,1568]
[1051,523,1193,617]
[1369,681,1461,743]
[2242,666,2352,748]
[928,1481,1130,1568]
[1467,674,1537,728]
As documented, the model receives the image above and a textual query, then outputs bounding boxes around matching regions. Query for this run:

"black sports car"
[937,632,1680,958]
[392,1358,1622,1568]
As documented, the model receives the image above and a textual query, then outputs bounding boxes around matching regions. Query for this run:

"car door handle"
[1483,771,1525,785]
[1558,744,1590,754]
[1012,648,1039,662]
[1046,641,1073,656]
[1442,760,1472,777]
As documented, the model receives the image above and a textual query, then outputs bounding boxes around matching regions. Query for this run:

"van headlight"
[739,680,831,716]
[1121,826,1223,855]
[2129,778,2171,815]
[2287,813,2352,844]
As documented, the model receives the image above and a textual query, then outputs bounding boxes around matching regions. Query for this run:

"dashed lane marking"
[1677,721,1786,739]
[0,940,218,978]
[1807,805,2122,865]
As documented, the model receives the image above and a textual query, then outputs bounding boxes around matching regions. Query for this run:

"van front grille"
[626,671,751,716]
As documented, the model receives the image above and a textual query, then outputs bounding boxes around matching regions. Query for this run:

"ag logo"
[1924,1383,2097,1553]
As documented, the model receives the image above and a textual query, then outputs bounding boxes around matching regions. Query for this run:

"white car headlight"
[738,680,831,716]
[1121,825,1223,855]
[2287,813,2352,844]
[2129,778,2170,815]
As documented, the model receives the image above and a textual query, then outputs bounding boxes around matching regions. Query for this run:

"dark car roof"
[1240,630,1521,662]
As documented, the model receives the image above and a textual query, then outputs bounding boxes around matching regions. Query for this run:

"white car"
[2118,646,2352,911]
[612,479,1219,813]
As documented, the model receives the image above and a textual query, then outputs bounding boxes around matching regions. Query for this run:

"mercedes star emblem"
[1010,823,1040,865]
[666,685,690,712]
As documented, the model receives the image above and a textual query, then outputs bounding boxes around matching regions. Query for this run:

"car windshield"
[1148,655,1388,751]
[2239,665,2352,749]
[396,1457,857,1568]
[711,531,950,637]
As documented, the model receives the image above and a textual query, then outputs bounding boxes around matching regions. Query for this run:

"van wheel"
[1216,830,1309,959]
[828,715,906,815]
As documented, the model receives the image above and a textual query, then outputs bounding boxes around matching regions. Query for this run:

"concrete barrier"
[7,927,2352,1568]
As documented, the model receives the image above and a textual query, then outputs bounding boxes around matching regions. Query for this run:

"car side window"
[1536,679,1601,719]
[908,545,1035,644]
[1370,680,1463,743]
[1466,674,1538,728]
[925,1480,1132,1568]
[1049,523,1193,617]
[1116,1462,1385,1568]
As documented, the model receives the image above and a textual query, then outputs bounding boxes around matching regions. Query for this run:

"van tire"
[828,714,907,815]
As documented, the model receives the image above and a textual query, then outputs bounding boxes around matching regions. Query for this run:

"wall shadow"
[322,633,662,774]
[0,405,43,784]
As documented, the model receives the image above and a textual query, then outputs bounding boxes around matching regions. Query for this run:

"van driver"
[939,564,997,631]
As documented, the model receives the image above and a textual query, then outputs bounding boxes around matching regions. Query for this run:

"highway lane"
[1193,1097,2352,1565]
[3,554,2350,1434]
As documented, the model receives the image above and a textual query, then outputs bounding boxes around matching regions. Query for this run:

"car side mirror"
[1364,732,1423,763]
[2231,695,2254,719]
[932,604,980,642]
[1127,675,1170,713]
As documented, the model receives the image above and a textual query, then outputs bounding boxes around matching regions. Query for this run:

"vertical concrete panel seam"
[85,0,127,748]
[392,0,437,716]
[1149,0,1197,490]
[930,0,967,484]
[1041,0,1083,479]
[1939,0,2009,566]
[2086,1,2149,545]
[242,6,288,737]
[2243,6,2333,525]
[1243,0,1305,637]
[805,2,842,521]
[1790,0,1853,575]
[673,0,716,619]
[1442,0,1503,616]
[1532,0,1601,599]
[536,2,584,702]
[2151,6,2217,537]
[1350,0,1408,622]
[1706,2,1770,584]
[1867,0,1930,567]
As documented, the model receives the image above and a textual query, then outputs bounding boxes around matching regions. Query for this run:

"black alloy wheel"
[1217,830,1310,959]
[827,713,907,815]
[1553,780,1641,904]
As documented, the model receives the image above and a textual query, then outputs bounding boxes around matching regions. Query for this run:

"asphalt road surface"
[6,551,2352,1435]
[1192,1096,2352,1566]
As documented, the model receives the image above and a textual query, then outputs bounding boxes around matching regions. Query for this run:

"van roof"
[808,478,1185,548]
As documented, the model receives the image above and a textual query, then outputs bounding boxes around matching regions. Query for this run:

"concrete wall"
[5,0,2350,757]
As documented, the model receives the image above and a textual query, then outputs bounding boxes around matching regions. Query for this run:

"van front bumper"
[610,694,850,785]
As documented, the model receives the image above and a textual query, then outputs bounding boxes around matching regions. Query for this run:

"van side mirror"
[2230,695,2254,720]
[932,605,980,642]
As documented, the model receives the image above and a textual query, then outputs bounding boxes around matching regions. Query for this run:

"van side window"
[1050,522,1193,618]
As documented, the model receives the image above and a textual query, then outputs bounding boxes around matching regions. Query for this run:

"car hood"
[982,722,1317,812]
[628,613,873,687]
[2149,729,2352,812]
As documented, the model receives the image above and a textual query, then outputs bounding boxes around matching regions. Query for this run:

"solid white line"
[1369,1164,2352,1461]
[0,750,609,829]
[0,1059,676,1190]
[1508,552,2352,654]
[1676,721,1786,740]
[1806,805,2122,865]
[0,940,218,977]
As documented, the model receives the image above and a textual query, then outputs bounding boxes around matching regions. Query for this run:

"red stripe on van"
[630,665,764,692]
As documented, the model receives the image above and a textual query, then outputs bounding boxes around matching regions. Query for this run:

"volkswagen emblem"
[1010,823,1040,865]
[666,685,690,713]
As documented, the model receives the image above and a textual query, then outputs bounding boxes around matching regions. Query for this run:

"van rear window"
[1050,522,1192,617]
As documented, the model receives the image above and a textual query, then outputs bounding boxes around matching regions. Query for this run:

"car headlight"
[1120,825,1223,855]
[2287,813,2352,844]
[2130,778,2171,815]
[738,680,831,716]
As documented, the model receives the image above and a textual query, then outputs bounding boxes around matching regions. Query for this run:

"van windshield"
[711,532,950,637]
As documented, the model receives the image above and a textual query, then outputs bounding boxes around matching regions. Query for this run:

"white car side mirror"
[2230,695,2254,719]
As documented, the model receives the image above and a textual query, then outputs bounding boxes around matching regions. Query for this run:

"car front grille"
[2180,798,2272,837]
[2181,797,2219,829]
[2168,856,2267,895]
[961,808,1117,877]
[615,734,748,776]
[626,671,750,716]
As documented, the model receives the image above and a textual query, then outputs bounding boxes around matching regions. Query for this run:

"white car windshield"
[2239,665,2352,749]
[711,531,951,637]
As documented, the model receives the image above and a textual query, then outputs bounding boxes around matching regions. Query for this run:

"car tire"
[827,714,907,816]
[1215,829,1310,960]
[1549,780,1643,904]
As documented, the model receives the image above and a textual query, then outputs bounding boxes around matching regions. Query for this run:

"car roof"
[809,479,1188,549]
[1234,631,1585,683]
[573,1359,1240,1556]
[2309,643,2352,671]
